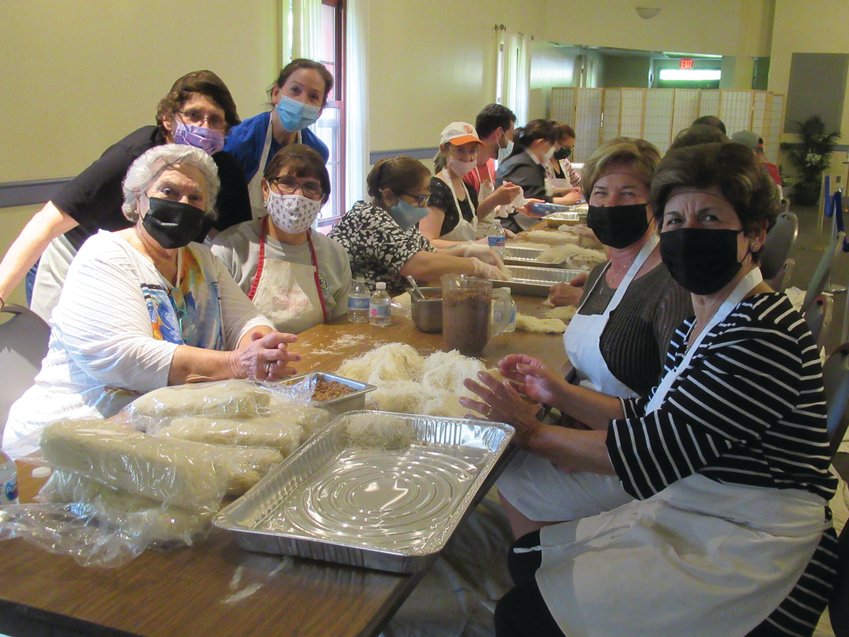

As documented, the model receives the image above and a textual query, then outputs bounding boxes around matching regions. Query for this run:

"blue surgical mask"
[172,120,225,155]
[275,95,321,132]
[389,198,428,231]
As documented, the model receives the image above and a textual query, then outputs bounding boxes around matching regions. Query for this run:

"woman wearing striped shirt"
[462,142,837,637]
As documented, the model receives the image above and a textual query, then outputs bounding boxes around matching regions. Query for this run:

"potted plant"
[781,115,840,206]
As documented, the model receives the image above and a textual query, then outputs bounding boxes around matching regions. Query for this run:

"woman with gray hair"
[4,145,299,455]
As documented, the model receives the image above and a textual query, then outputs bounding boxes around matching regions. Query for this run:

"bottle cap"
[376,282,386,290]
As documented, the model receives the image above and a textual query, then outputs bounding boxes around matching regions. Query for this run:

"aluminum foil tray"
[495,265,585,296]
[544,210,587,228]
[503,245,566,268]
[283,372,375,417]
[214,411,514,573]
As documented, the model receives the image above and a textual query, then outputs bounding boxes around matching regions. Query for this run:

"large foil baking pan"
[214,411,514,573]
[503,245,566,268]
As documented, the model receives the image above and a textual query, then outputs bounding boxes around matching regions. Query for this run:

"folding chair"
[759,211,798,281]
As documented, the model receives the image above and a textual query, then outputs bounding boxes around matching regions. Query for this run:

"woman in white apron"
[544,123,582,205]
[421,122,521,249]
[212,145,351,333]
[462,141,837,637]
[496,137,692,539]
[222,59,333,218]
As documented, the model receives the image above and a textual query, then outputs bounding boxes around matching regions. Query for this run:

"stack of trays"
[214,412,514,573]
[494,266,585,296]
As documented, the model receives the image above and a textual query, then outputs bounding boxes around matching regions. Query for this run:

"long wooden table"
[0,294,565,637]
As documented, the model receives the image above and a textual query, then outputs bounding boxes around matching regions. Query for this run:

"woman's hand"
[470,257,507,280]
[493,181,523,206]
[553,189,583,206]
[460,371,544,447]
[232,330,301,380]
[518,199,545,217]
[452,242,505,268]
[547,273,587,307]
[497,354,569,405]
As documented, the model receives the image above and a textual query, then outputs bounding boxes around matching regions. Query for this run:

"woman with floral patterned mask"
[213,145,352,333]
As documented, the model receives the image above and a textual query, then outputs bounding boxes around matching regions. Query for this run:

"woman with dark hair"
[212,145,351,333]
[0,70,251,322]
[463,142,836,637]
[223,59,334,216]
[545,123,582,203]
[495,119,578,231]
[329,156,505,294]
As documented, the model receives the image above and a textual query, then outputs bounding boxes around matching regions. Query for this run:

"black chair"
[803,231,846,314]
[804,294,834,350]
[760,211,799,281]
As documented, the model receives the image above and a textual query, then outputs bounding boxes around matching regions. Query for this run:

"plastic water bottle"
[347,276,370,323]
[487,222,506,258]
[369,282,391,327]
[0,450,18,504]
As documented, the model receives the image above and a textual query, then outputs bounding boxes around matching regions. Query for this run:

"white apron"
[497,238,658,522]
[247,220,328,333]
[437,170,477,242]
[564,234,658,396]
[473,164,498,239]
[536,267,827,636]
[247,114,302,219]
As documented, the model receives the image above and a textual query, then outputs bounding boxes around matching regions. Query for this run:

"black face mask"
[586,204,649,249]
[142,197,206,249]
[660,228,743,295]
[554,147,572,160]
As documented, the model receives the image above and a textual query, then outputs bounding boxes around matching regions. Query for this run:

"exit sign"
[680,58,694,69]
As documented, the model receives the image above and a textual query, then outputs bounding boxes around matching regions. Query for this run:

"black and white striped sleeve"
[606,319,805,500]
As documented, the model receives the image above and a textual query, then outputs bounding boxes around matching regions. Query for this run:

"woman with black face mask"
[462,142,836,637]
[544,123,582,204]
[4,145,300,454]
[493,138,692,540]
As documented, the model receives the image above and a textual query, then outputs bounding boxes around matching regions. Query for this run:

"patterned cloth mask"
[172,121,225,155]
[266,191,322,234]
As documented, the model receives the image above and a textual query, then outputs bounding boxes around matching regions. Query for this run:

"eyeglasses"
[268,175,324,200]
[178,109,227,131]
[404,193,430,207]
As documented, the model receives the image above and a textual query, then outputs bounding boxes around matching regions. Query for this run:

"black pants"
[494,531,564,637]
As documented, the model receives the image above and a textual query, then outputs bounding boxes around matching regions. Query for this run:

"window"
[314,0,345,228]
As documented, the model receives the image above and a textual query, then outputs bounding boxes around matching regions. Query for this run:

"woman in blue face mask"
[223,59,333,218]
[329,156,507,295]
[462,142,836,637]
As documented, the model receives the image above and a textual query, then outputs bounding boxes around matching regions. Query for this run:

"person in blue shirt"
[224,59,333,217]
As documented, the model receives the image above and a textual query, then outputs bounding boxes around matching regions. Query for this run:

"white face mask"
[266,192,322,234]
[447,156,477,177]
[497,140,514,163]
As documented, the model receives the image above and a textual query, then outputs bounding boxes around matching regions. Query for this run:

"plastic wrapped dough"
[150,416,303,456]
[127,379,274,420]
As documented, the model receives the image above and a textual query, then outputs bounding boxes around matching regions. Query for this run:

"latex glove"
[471,257,507,281]
[492,181,523,206]
[452,242,505,269]
[518,199,546,216]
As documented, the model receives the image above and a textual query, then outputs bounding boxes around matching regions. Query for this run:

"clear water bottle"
[487,222,506,258]
[347,276,370,323]
[369,282,391,327]
[0,450,18,504]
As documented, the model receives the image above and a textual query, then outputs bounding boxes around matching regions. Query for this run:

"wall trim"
[0,178,71,209]
[368,147,438,164]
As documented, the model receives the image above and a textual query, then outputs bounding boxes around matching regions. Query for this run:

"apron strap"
[247,219,268,300]
[439,169,477,222]
[306,230,329,323]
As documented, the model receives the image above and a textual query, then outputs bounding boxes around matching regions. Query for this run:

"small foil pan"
[544,210,587,228]
[503,245,566,268]
[283,372,375,417]
[214,411,514,573]
[494,265,585,296]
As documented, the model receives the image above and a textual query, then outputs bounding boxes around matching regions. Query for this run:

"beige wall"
[365,0,546,152]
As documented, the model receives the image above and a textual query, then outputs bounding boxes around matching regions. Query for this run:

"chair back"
[803,294,833,349]
[0,304,50,434]
[765,257,794,293]
[831,521,849,637]
[822,343,849,458]
[803,231,846,313]
[760,211,799,280]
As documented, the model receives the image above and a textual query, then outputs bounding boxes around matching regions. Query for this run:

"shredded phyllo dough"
[345,413,416,450]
